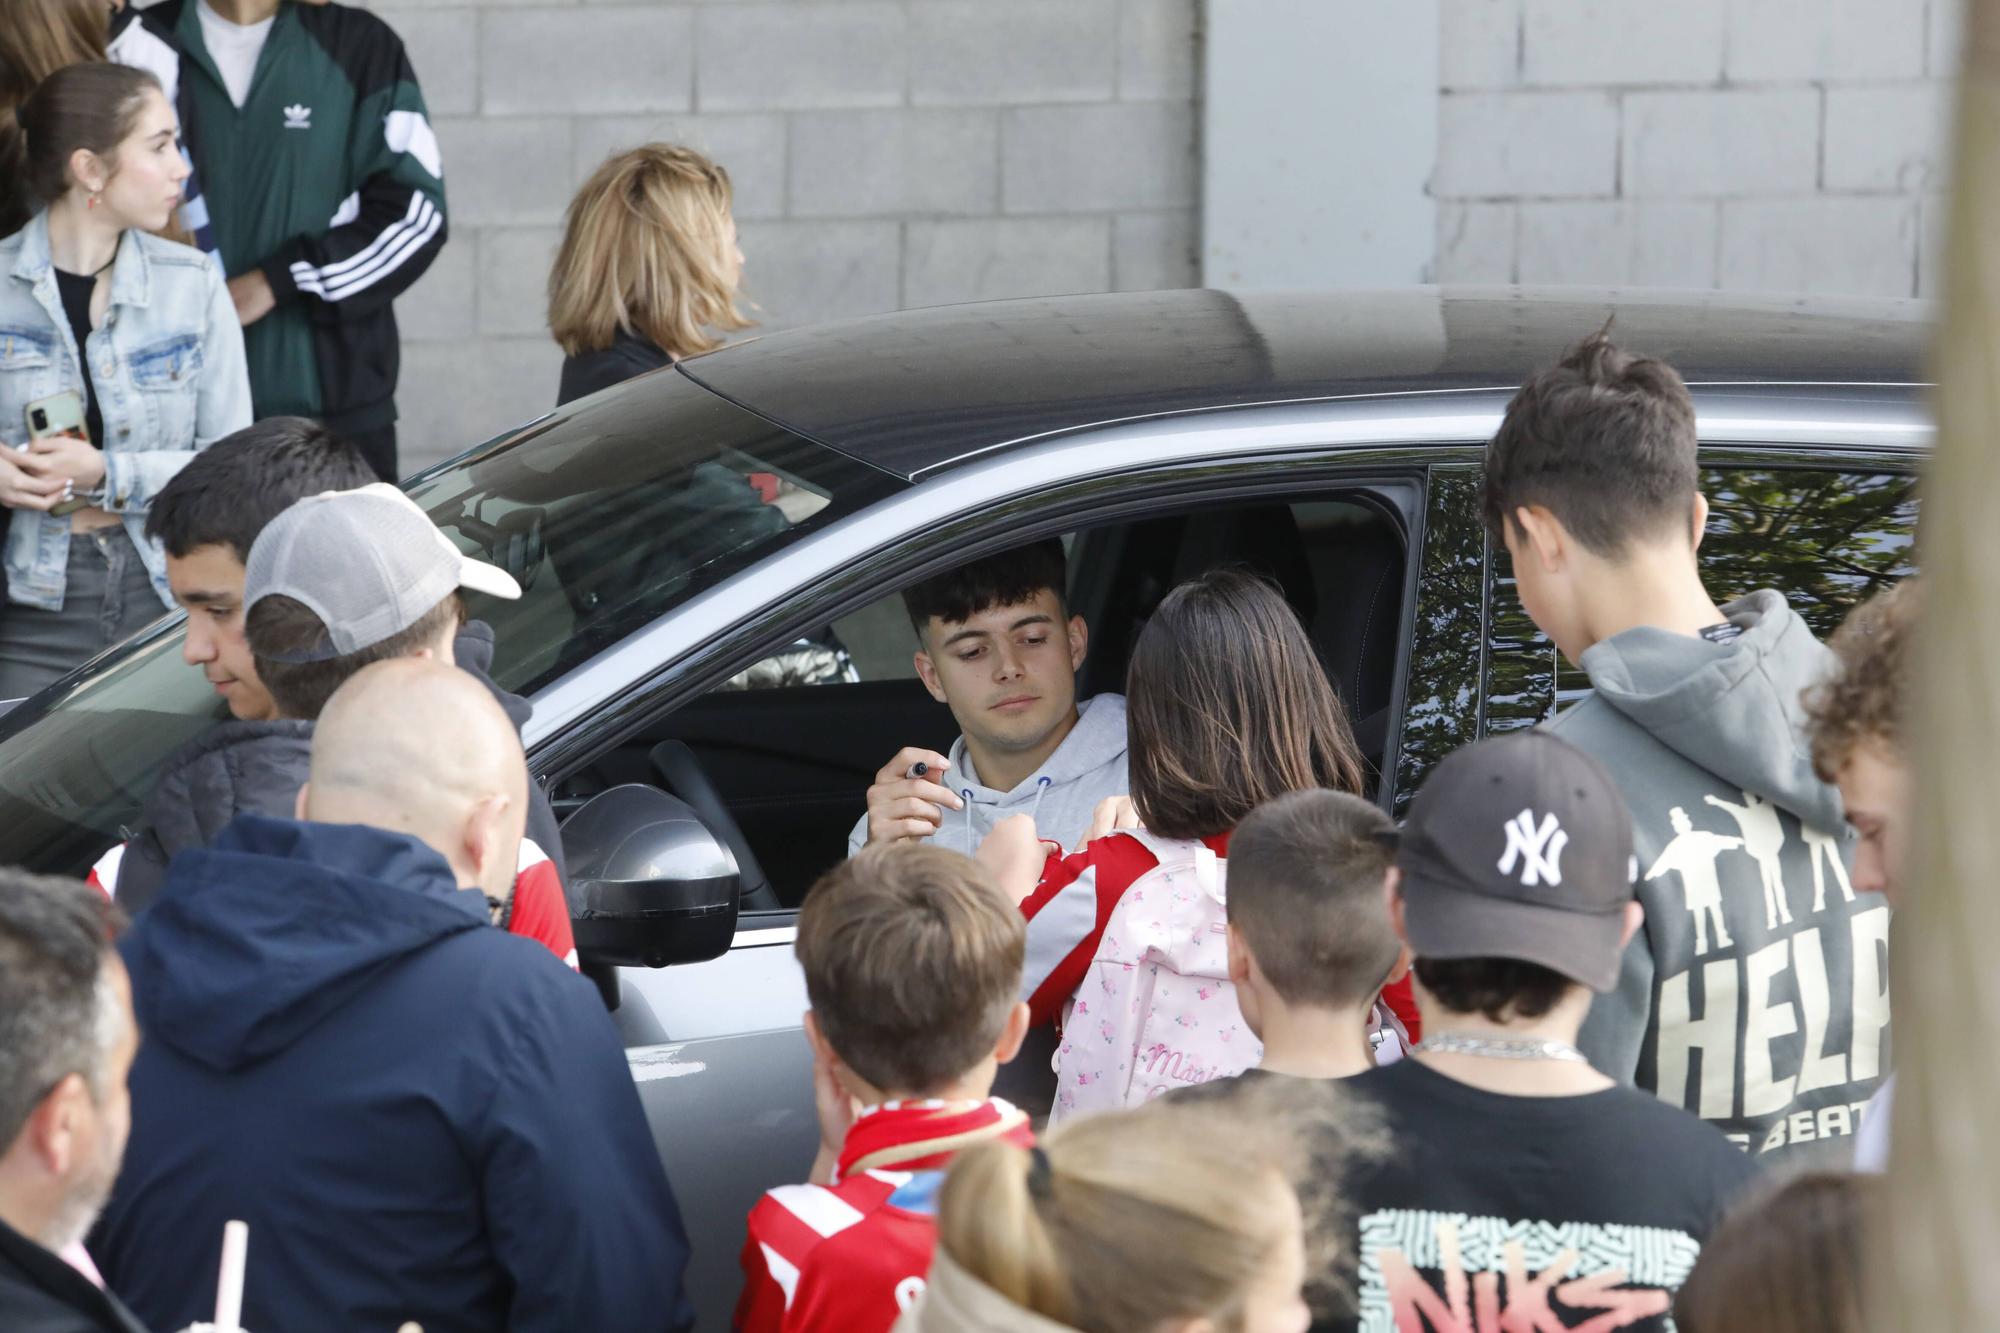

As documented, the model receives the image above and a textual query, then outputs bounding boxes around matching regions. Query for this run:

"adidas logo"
[283,104,311,130]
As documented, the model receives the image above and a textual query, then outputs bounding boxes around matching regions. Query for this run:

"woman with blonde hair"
[899,1084,1362,1333]
[549,142,751,405]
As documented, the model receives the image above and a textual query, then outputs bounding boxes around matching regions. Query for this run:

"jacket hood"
[140,719,316,860]
[893,1250,1080,1333]
[454,620,530,733]
[126,815,490,1073]
[1573,589,1843,829]
[947,694,1128,804]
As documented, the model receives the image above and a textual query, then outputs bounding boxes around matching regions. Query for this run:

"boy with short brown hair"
[736,844,1033,1333]
[1487,329,1889,1165]
[1224,789,1409,1081]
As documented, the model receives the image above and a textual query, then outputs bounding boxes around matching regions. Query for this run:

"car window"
[0,375,901,877]
[1487,465,1920,731]
[412,375,897,695]
[610,482,1415,910]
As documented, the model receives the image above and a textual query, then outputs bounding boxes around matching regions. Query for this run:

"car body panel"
[677,288,1927,479]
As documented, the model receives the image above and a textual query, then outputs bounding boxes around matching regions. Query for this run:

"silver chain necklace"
[1414,1032,1590,1064]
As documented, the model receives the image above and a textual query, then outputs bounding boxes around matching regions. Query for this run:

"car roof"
[673,286,1932,481]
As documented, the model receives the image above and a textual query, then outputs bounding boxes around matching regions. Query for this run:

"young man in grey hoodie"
[1485,331,1891,1168]
[848,540,1129,859]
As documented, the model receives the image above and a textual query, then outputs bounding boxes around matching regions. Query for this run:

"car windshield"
[0,371,896,876]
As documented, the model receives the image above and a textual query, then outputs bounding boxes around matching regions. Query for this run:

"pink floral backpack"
[1051,830,1261,1122]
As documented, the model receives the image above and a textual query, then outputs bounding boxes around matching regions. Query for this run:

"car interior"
[551,486,1412,913]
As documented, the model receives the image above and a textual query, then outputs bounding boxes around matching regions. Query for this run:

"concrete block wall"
[1435,0,1961,303]
[370,0,1203,473]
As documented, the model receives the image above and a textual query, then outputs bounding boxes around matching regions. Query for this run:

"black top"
[668,287,1931,480]
[1330,1059,1761,1333]
[556,330,672,406]
[51,268,103,448]
[0,1215,150,1333]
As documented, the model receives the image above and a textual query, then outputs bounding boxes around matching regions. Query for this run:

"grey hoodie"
[1553,590,1890,1168]
[847,694,1130,858]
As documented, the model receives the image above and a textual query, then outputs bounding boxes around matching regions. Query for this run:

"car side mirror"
[562,784,740,968]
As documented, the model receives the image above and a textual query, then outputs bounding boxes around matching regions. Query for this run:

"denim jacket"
[0,211,251,611]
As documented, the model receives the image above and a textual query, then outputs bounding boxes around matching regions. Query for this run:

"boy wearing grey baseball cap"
[236,484,577,968]
[1331,731,1758,1333]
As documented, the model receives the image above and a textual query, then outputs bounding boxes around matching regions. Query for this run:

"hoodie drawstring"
[963,775,1055,854]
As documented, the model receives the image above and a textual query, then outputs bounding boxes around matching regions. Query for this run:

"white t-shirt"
[197,0,275,108]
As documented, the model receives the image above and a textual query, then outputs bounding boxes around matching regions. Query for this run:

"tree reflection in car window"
[1393,465,1486,816]
[1489,466,1920,729]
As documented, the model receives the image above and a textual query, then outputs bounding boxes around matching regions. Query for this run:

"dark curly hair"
[1803,578,1919,782]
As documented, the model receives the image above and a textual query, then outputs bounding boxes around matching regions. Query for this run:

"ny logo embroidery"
[1497,809,1567,886]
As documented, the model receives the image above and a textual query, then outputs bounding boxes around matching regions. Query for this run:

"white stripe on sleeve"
[759,1243,800,1308]
[384,109,444,180]
[288,194,441,302]
[766,1184,866,1239]
[92,844,127,898]
[1020,863,1104,998]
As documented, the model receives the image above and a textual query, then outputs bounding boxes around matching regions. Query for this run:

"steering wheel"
[647,740,783,911]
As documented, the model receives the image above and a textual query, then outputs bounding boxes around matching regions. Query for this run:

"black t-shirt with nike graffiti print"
[1331,1059,1760,1333]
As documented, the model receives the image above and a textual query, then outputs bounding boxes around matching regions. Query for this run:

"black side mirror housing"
[562,784,741,968]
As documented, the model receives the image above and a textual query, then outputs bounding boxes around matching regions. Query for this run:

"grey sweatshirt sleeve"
[1577,918,1654,1083]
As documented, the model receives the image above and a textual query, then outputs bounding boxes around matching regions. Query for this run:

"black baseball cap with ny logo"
[1389,730,1637,992]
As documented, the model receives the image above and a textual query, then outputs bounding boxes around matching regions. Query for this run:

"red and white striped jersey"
[735,1099,1033,1333]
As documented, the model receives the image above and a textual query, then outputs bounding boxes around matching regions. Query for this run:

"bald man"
[301,658,530,911]
[92,661,696,1333]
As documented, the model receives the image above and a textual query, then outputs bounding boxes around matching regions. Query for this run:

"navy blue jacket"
[90,816,694,1333]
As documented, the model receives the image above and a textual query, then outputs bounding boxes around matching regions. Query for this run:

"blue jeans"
[0,527,165,699]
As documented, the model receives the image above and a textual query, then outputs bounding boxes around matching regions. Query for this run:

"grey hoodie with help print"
[847,694,1131,858]
[1552,590,1891,1168]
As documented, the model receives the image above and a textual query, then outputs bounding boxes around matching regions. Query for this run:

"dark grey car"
[0,288,1927,1327]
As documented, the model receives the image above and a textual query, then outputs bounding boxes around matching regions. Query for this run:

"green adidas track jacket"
[153,0,446,434]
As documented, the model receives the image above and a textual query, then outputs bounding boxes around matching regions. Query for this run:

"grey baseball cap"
[244,483,520,663]
[1391,731,1637,992]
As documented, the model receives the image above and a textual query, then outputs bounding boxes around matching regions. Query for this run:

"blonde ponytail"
[936,1140,1075,1323]
[935,1080,1378,1332]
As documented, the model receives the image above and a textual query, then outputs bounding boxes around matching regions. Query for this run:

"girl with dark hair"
[0,61,250,699]
[979,569,1370,1102]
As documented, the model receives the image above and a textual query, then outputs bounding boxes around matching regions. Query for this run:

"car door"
[565,443,1486,1329]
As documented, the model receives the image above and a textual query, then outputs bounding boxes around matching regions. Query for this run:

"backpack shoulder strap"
[1115,829,1222,900]
[1115,828,1201,866]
